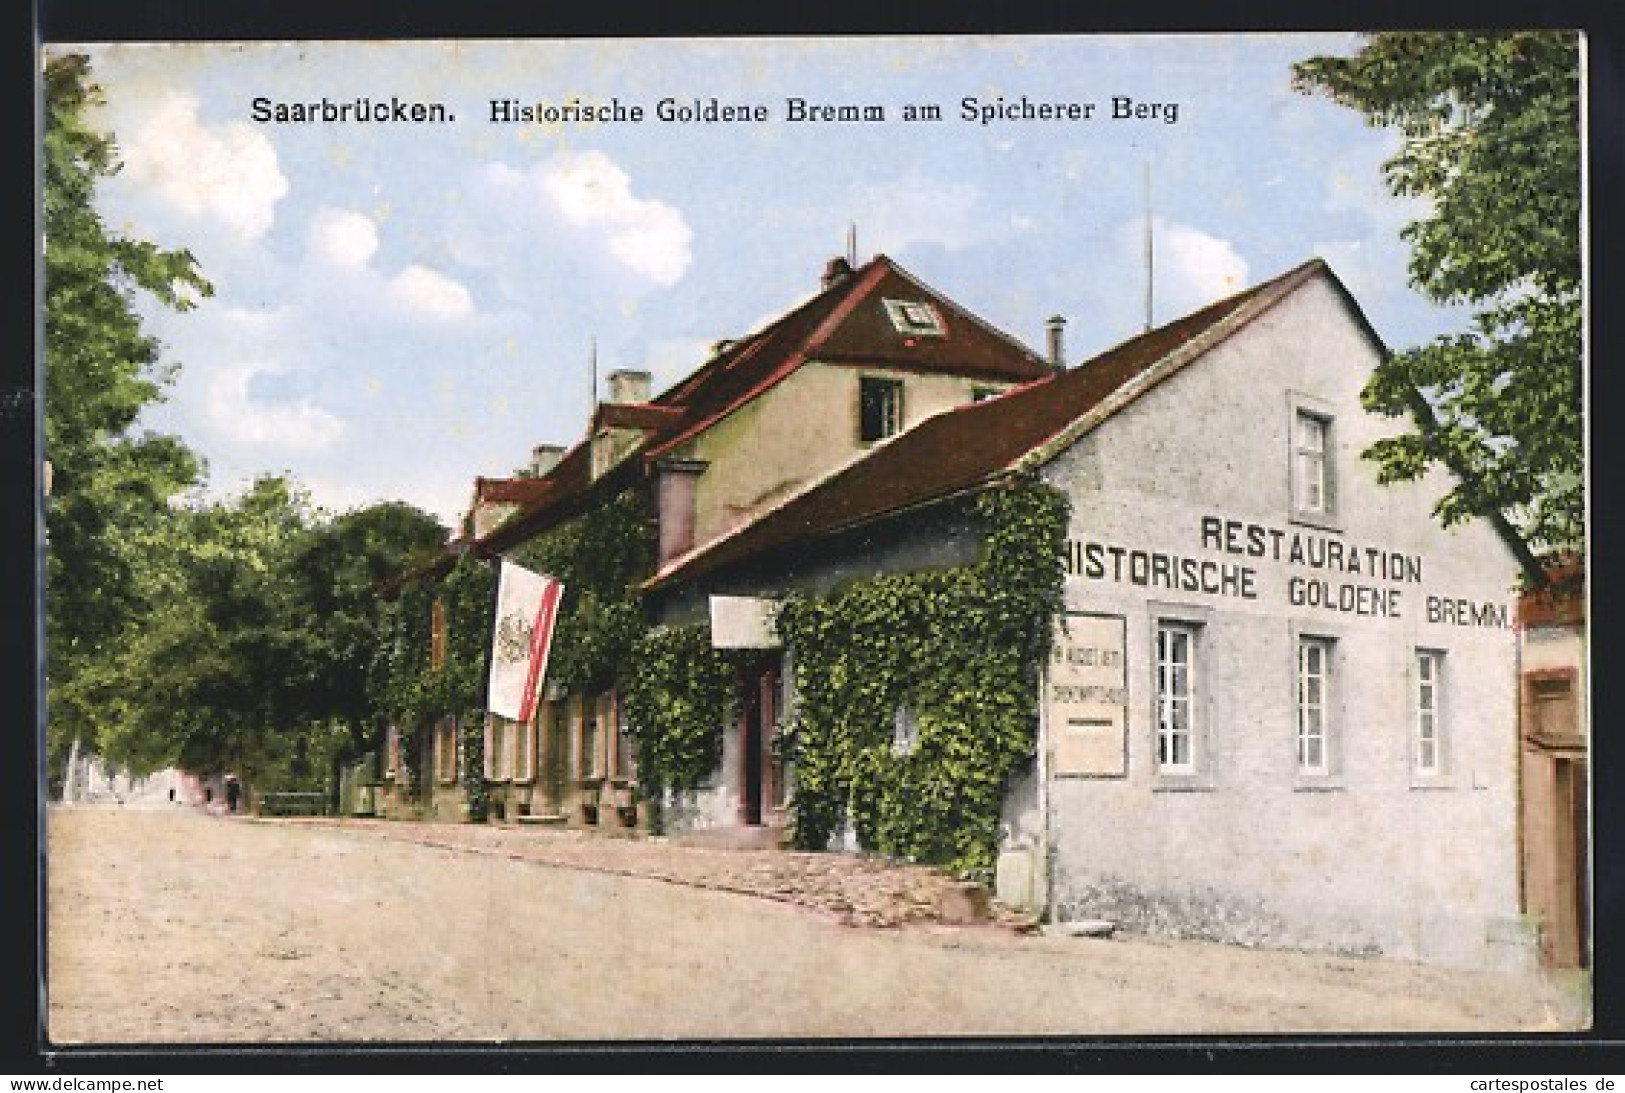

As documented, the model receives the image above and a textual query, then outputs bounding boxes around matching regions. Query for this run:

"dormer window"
[883,298,944,337]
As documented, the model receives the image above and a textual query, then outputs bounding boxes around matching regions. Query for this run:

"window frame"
[1293,633,1342,785]
[1288,392,1340,530]
[436,717,458,785]
[858,375,905,443]
[1147,603,1213,788]
[513,711,536,784]
[882,297,945,337]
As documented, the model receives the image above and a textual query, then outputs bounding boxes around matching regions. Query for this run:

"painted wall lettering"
[1199,515,1424,583]
[1426,595,1511,629]
[1064,539,1258,600]
[1063,516,1510,629]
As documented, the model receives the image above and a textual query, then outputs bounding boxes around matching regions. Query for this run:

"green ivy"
[376,551,494,801]
[460,714,487,822]
[775,477,1068,878]
[510,487,655,691]
[621,623,739,812]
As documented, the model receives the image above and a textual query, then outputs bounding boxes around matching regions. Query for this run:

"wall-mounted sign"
[710,595,782,649]
[1048,612,1128,777]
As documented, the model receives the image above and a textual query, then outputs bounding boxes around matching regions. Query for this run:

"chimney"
[1046,315,1068,372]
[822,256,854,291]
[607,368,652,404]
[529,443,565,477]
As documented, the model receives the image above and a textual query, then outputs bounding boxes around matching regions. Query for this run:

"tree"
[44,52,212,785]
[1292,33,1582,583]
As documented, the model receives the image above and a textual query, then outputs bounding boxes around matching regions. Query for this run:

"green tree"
[44,52,212,786]
[1293,32,1582,582]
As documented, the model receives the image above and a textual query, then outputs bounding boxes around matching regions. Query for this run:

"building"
[644,258,1537,968]
[1516,561,1589,967]
[384,254,1055,829]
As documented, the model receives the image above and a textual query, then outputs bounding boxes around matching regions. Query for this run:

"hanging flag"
[486,559,564,723]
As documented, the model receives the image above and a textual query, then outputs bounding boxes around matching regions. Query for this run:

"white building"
[648,259,1534,968]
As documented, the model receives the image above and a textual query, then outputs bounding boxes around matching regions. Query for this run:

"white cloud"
[472,154,693,286]
[389,265,475,321]
[203,361,345,452]
[120,92,289,241]
[542,152,692,284]
[1116,217,1250,319]
[1158,219,1250,303]
[301,207,474,322]
[308,208,379,267]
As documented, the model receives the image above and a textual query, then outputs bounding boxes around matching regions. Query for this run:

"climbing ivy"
[621,623,739,810]
[775,477,1068,878]
[509,487,655,691]
[376,550,495,802]
[460,715,487,822]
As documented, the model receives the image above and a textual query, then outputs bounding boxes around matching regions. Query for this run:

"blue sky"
[59,34,1457,528]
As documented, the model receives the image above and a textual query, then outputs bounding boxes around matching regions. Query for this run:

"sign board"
[1048,612,1128,777]
[710,595,782,649]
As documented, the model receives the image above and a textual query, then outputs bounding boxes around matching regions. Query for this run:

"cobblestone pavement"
[294,817,1035,931]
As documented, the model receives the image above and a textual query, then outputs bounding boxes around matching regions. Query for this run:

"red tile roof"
[473,477,555,506]
[476,254,1051,555]
[644,259,1342,591]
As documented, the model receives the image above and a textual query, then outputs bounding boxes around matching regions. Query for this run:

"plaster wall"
[674,362,1002,550]
[1035,278,1527,968]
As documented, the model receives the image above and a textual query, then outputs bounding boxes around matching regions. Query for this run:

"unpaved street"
[46,807,1587,1043]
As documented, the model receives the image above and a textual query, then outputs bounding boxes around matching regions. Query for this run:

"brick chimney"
[529,444,565,477]
[607,368,652,405]
[822,256,854,291]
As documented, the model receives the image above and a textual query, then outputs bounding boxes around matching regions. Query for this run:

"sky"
[54,34,1462,529]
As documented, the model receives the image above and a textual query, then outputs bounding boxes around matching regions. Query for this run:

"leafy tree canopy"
[44,52,212,781]
[1293,32,1582,577]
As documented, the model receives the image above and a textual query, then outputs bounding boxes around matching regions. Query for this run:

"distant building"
[384,254,1053,829]
[645,259,1537,968]
[1516,561,1589,967]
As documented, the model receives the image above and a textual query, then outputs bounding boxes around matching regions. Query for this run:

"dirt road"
[44,806,1588,1043]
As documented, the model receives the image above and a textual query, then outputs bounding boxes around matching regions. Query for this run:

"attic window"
[883,298,944,337]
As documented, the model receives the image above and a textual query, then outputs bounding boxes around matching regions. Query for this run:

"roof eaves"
[645,258,892,461]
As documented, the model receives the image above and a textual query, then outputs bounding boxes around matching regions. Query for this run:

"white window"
[611,695,634,779]
[891,705,919,757]
[578,696,603,781]
[883,298,945,336]
[1294,410,1332,517]
[482,716,499,781]
[435,719,458,784]
[1155,623,1198,773]
[1296,638,1334,775]
[514,714,536,783]
[859,377,904,442]
[1415,650,1444,775]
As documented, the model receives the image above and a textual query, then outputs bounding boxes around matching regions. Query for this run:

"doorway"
[738,656,781,827]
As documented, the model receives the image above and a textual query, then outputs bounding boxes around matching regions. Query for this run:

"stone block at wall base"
[996,846,1042,916]
[1484,915,1543,973]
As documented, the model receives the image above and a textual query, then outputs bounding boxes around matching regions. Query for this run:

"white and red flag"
[486,558,563,723]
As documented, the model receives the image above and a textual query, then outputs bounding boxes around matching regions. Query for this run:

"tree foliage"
[43,52,212,783]
[1292,33,1582,575]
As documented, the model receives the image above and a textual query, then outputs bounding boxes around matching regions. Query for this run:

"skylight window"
[883,298,945,337]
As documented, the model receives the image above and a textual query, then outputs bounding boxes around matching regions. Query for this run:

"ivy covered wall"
[775,477,1068,878]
